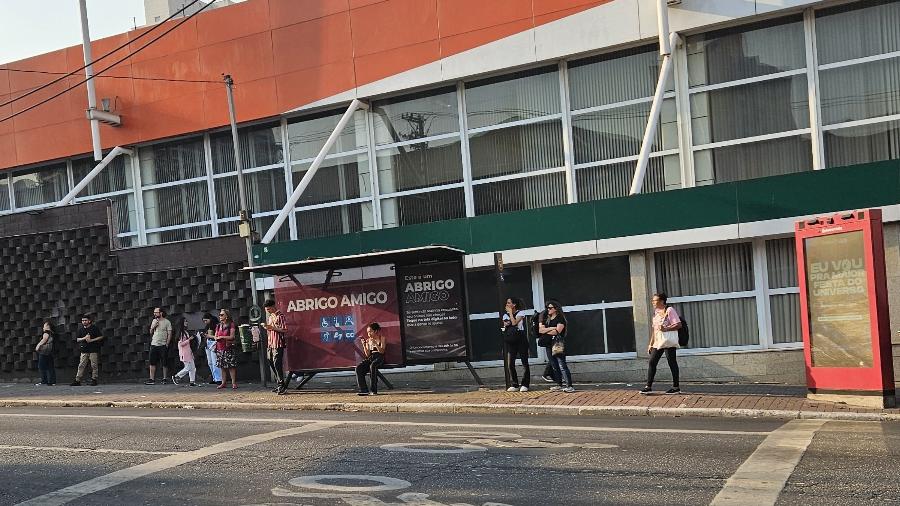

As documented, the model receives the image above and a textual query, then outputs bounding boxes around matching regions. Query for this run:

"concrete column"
[630,251,651,358]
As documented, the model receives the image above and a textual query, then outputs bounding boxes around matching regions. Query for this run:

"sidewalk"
[2,379,898,421]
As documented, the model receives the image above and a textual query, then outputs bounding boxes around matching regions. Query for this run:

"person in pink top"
[215,309,238,390]
[172,321,199,386]
[641,292,682,395]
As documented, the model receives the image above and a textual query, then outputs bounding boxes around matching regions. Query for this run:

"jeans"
[646,347,679,388]
[356,352,384,394]
[205,339,221,382]
[549,353,572,388]
[175,361,196,382]
[504,340,530,388]
[542,346,558,382]
[37,354,56,384]
[267,347,285,385]
[75,352,99,381]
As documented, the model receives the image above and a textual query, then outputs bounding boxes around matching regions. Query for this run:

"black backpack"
[677,315,689,347]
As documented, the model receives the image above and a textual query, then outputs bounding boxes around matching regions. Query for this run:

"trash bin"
[238,324,255,353]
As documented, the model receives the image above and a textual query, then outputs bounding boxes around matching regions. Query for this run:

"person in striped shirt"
[263,300,288,394]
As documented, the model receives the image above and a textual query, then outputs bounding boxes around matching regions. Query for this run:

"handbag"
[537,335,552,347]
[660,330,680,348]
[503,326,524,344]
[551,339,565,356]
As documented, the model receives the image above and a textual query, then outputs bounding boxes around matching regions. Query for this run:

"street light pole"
[224,74,267,387]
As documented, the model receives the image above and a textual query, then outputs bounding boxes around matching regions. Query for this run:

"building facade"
[1,0,899,383]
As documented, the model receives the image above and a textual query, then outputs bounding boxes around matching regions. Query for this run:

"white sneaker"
[562,386,576,393]
[520,386,529,392]
[550,386,562,392]
[507,386,518,392]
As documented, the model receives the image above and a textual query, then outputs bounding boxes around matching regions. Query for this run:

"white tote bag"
[660,330,680,349]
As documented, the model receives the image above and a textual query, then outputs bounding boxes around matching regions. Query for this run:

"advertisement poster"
[274,265,402,371]
[804,231,873,368]
[398,261,468,362]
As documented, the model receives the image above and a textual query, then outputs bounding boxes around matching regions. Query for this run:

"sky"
[0,0,146,65]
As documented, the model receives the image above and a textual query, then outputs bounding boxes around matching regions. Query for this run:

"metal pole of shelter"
[261,99,367,244]
[630,0,678,196]
[224,74,266,387]
[78,0,103,161]
[58,146,133,206]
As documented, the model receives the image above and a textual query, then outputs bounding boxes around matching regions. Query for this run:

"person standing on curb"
[201,313,221,385]
[71,314,103,386]
[356,322,386,396]
[641,292,682,395]
[263,300,288,394]
[215,309,238,390]
[145,307,172,385]
[35,321,56,386]
[501,297,530,392]
[539,300,574,393]
[172,320,199,386]
[533,307,556,384]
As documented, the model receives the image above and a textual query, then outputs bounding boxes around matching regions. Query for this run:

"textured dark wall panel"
[0,203,254,382]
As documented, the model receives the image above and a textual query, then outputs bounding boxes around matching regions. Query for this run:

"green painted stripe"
[255,160,900,265]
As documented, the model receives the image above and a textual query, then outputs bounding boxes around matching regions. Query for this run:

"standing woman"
[202,313,221,385]
[539,300,574,393]
[172,320,199,386]
[35,321,56,386]
[214,309,238,389]
[641,292,681,395]
[501,297,530,392]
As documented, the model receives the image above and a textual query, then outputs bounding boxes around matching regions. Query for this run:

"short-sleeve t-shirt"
[544,316,566,339]
[76,325,103,353]
[502,311,526,331]
[150,318,172,346]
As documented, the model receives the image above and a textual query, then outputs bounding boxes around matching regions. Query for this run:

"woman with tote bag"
[641,292,682,395]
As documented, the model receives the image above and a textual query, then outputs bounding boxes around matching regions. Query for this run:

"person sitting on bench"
[356,322,386,396]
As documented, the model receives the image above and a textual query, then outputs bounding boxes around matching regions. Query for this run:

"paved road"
[0,408,897,505]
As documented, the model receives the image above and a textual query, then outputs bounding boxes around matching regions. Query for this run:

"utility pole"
[224,74,267,387]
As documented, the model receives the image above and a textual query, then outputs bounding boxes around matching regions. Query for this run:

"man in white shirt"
[145,307,172,385]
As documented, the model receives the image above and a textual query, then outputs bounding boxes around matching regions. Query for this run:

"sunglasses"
[546,305,556,310]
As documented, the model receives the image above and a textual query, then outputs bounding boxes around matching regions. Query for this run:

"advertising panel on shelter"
[397,261,468,363]
[274,265,403,371]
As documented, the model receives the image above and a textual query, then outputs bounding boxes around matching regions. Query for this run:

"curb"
[3,398,899,421]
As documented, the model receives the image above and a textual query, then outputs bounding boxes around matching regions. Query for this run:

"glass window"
[770,293,801,344]
[541,257,631,305]
[146,225,211,245]
[766,238,800,344]
[376,138,463,193]
[219,215,291,242]
[572,99,677,163]
[296,202,374,239]
[72,155,133,196]
[12,163,68,208]
[108,194,138,235]
[214,169,286,218]
[568,45,664,110]
[469,120,564,179]
[292,154,370,206]
[690,76,809,145]
[210,122,284,174]
[465,66,560,129]
[576,155,679,201]
[686,16,805,87]
[562,308,636,355]
[142,181,210,229]
[288,109,368,160]
[473,171,566,216]
[0,175,10,211]
[466,266,533,314]
[655,243,758,348]
[380,187,465,228]
[816,0,900,65]
[824,120,900,168]
[765,238,797,289]
[372,88,459,145]
[819,58,900,126]
[139,137,206,185]
[694,135,813,185]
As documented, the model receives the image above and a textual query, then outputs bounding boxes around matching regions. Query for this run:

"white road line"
[0,413,770,436]
[14,421,339,506]
[710,419,826,506]
[0,445,181,456]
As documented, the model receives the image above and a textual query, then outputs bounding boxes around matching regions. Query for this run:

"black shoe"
[357,391,369,396]
[639,386,652,394]
[369,392,377,396]
[541,375,554,383]
[189,382,198,387]
[161,378,168,385]
[89,378,98,386]
[70,380,81,386]
[171,375,180,386]
[665,388,681,395]
[276,386,287,395]
[144,379,156,385]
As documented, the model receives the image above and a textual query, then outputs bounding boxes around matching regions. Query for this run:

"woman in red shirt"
[215,309,238,389]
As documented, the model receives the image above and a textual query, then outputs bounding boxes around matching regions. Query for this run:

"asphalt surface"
[0,407,897,505]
